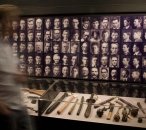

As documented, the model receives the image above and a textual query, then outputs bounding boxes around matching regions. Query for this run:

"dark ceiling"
[0,0,146,15]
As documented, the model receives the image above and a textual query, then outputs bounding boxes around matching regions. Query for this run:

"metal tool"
[94,97,116,109]
[137,102,146,115]
[68,98,78,115]
[106,103,115,120]
[77,96,84,116]
[45,92,68,114]
[84,93,96,118]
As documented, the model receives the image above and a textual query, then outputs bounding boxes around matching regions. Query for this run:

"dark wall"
[1,0,146,15]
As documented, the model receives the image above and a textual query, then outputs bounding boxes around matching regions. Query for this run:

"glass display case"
[26,78,146,128]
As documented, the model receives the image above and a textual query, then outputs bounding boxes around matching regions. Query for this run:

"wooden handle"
[107,112,112,120]
[57,96,75,114]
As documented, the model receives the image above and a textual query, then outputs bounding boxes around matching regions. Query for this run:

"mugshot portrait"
[101,42,109,55]
[81,17,91,30]
[80,66,89,79]
[90,42,100,55]
[27,65,34,76]
[110,42,119,55]
[19,42,26,53]
[11,20,19,31]
[70,66,79,78]
[109,68,119,81]
[91,17,100,30]
[35,18,43,30]
[44,30,52,42]
[20,19,26,31]
[81,30,90,42]
[110,16,120,29]
[90,55,99,67]
[44,65,51,76]
[90,30,101,43]
[27,55,34,65]
[44,42,52,53]
[122,30,132,42]
[61,66,69,78]
[35,31,43,42]
[11,42,19,53]
[70,54,78,66]
[131,69,141,82]
[19,54,26,64]
[44,54,52,65]
[19,63,27,74]
[142,69,146,82]
[110,30,120,43]
[12,32,19,42]
[53,53,61,65]
[35,54,42,65]
[101,29,110,43]
[81,41,89,54]
[62,30,70,41]
[71,17,80,29]
[27,30,34,42]
[45,18,52,30]
[133,16,143,29]
[61,41,70,53]
[133,29,143,42]
[35,41,43,53]
[62,17,70,29]
[100,55,109,68]
[52,29,61,41]
[52,41,60,53]
[110,55,119,68]
[122,16,132,29]
[100,16,110,29]
[90,67,99,79]
[27,18,35,30]
[71,30,80,42]
[52,65,61,77]
[53,17,61,30]
[120,68,130,81]
[19,31,26,42]
[132,43,142,56]
[70,41,79,54]
[35,65,42,76]
[142,57,146,69]
[80,55,89,67]
[99,67,109,80]
[121,56,131,69]
[27,42,34,53]
[62,54,69,65]
[122,43,131,55]
[132,56,141,69]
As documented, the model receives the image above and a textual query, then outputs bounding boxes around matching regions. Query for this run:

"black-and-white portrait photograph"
[71,17,80,29]
[133,16,143,29]
[12,42,18,53]
[80,55,89,67]
[142,70,146,82]
[81,30,90,42]
[52,29,61,41]
[132,43,142,56]
[110,68,118,80]
[101,42,109,55]
[70,54,78,66]
[91,55,98,67]
[71,30,80,41]
[120,68,130,81]
[62,30,70,41]
[131,69,141,82]
[12,20,19,31]
[35,31,43,42]
[61,41,70,53]
[62,54,69,65]
[35,42,43,53]
[52,65,61,77]
[100,16,110,29]
[53,53,61,65]
[142,57,146,69]
[91,17,100,30]
[62,66,69,78]
[90,67,99,79]
[90,42,100,55]
[80,66,89,79]
[81,42,89,54]
[44,65,51,76]
[45,18,52,30]
[27,42,34,53]
[52,42,60,53]
[27,30,34,42]
[27,65,34,76]
[19,54,26,63]
[19,31,26,42]
[27,18,35,30]
[121,56,131,69]
[44,30,52,42]
[110,55,119,68]
[44,42,51,53]
[81,17,90,30]
[99,67,109,80]
[143,43,146,54]
[110,43,119,55]
[90,30,100,43]
[19,42,26,53]
[20,19,26,31]
[62,17,70,29]
[110,30,120,42]
[122,16,132,29]
[100,55,109,68]
[35,65,42,76]
[35,55,42,65]
[133,29,143,42]
[27,55,34,65]
[12,32,19,41]
[122,30,132,42]
[35,18,43,30]
[70,66,79,78]
[44,54,52,65]
[110,16,120,29]
[19,64,26,74]
[53,17,61,29]
[122,43,131,55]
[101,30,110,43]
[70,41,79,54]
[132,56,141,69]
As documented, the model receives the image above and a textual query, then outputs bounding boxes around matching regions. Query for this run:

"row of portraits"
[20,63,146,83]
[10,16,146,31]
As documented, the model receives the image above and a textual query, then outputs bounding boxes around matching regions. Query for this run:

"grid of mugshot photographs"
[5,15,146,83]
